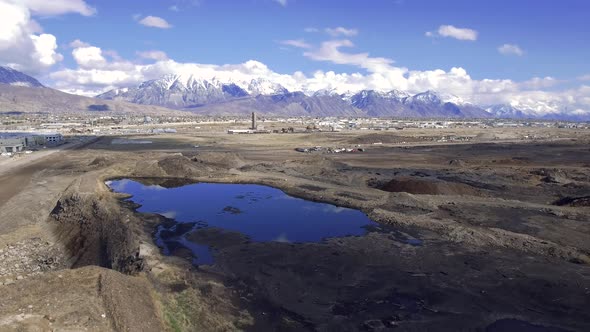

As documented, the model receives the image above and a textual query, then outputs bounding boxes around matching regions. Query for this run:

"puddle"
[108,179,419,265]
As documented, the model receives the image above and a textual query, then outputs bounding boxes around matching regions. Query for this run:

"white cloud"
[0,1,63,73]
[46,38,590,117]
[520,76,557,89]
[169,5,179,11]
[72,46,106,69]
[138,16,172,29]
[273,0,288,6]
[68,39,90,48]
[137,50,169,61]
[19,0,95,16]
[31,33,63,66]
[325,27,358,37]
[427,25,478,41]
[279,39,311,49]
[304,39,396,73]
[578,74,590,81]
[103,49,123,61]
[498,44,524,56]
[304,27,319,33]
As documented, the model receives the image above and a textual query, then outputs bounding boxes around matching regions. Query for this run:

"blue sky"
[1,0,589,114]
[37,0,589,81]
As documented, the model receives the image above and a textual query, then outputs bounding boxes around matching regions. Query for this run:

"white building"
[0,137,26,153]
[43,133,64,144]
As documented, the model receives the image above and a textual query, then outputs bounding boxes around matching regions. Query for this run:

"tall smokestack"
[251,112,257,130]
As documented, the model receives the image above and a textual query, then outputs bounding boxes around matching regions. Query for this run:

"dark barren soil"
[0,127,589,331]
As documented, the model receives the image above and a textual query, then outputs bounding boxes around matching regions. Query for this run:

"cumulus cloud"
[68,39,90,48]
[325,27,358,37]
[578,74,590,81]
[279,39,311,49]
[0,1,63,73]
[498,44,524,56]
[31,34,63,66]
[46,38,590,117]
[48,45,305,97]
[304,39,396,73]
[72,45,107,69]
[520,76,558,89]
[136,50,169,61]
[20,0,95,16]
[138,16,172,29]
[427,25,478,41]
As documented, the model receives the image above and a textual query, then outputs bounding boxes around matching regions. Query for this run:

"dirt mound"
[135,177,196,189]
[133,154,215,178]
[553,196,590,207]
[379,177,480,196]
[88,156,112,167]
[191,152,245,169]
[282,156,350,184]
[158,154,199,175]
[49,192,144,274]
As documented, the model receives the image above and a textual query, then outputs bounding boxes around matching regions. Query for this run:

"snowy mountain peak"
[438,92,465,105]
[404,90,465,105]
[311,88,339,97]
[0,66,44,88]
[406,90,442,104]
[485,104,530,118]
[384,89,410,100]
[92,72,588,120]
[246,78,288,96]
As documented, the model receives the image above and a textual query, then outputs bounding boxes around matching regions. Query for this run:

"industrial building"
[0,132,64,154]
[43,133,64,144]
[0,137,26,153]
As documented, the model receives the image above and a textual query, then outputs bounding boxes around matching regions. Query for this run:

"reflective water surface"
[107,179,384,265]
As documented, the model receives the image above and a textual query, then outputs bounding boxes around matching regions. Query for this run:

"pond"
[107,179,406,265]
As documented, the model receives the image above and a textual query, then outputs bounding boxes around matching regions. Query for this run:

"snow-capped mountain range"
[0,66,585,120]
[95,74,505,118]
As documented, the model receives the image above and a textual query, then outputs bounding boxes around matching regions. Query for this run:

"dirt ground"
[0,124,589,331]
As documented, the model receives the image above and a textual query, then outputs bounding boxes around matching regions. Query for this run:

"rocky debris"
[448,159,466,167]
[532,168,573,184]
[222,206,243,215]
[0,238,64,285]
